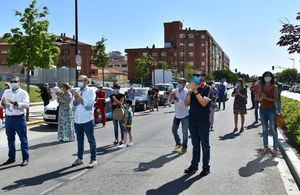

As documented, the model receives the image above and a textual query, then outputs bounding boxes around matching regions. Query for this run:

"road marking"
[40,183,63,195]
[68,169,89,180]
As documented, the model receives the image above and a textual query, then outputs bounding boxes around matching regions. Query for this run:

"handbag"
[275,113,285,130]
[113,107,124,120]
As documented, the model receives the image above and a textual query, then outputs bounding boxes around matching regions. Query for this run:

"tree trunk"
[102,66,105,86]
[26,69,30,122]
[141,77,144,88]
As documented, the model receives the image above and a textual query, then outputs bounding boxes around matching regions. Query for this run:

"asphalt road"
[0,91,295,194]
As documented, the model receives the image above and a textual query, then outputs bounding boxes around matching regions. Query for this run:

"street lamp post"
[288,57,295,69]
[75,0,79,86]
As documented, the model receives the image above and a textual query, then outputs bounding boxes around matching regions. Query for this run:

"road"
[281,91,300,101]
[0,91,298,194]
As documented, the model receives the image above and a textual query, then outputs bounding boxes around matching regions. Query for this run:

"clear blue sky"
[0,0,299,76]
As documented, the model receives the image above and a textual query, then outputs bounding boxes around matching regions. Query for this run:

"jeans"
[171,116,189,148]
[75,120,97,161]
[189,122,210,170]
[218,94,225,110]
[5,115,29,161]
[260,108,278,150]
[254,100,260,121]
[113,119,124,141]
[276,100,282,113]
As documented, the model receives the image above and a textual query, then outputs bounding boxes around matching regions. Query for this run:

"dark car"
[134,87,149,111]
[154,83,174,105]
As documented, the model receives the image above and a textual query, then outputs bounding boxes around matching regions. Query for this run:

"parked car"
[134,87,149,111]
[282,85,290,91]
[154,83,175,105]
[43,87,114,125]
[294,85,300,93]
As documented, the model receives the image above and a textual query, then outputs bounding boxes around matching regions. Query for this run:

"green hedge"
[281,97,300,146]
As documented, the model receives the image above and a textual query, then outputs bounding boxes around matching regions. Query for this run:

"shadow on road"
[239,150,278,177]
[0,164,21,171]
[146,173,203,195]
[2,166,87,191]
[246,123,261,130]
[28,141,64,150]
[72,144,120,156]
[29,124,57,132]
[219,132,240,141]
[133,152,181,172]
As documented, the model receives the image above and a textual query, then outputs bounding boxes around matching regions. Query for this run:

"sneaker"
[172,145,181,153]
[184,166,198,174]
[118,141,123,145]
[21,159,29,167]
[118,144,127,148]
[2,158,15,166]
[72,159,84,167]
[127,142,133,146]
[200,168,210,177]
[88,160,97,168]
[113,140,118,145]
[178,147,187,154]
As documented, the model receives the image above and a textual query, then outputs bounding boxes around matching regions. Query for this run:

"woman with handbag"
[258,71,279,158]
[110,84,125,145]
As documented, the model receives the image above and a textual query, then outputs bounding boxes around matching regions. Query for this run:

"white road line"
[68,169,89,180]
[40,182,63,195]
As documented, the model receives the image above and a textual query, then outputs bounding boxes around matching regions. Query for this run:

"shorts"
[148,97,155,105]
[124,127,132,132]
[234,109,247,115]
[131,99,136,106]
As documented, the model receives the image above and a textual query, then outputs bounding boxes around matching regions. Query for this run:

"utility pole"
[75,0,79,86]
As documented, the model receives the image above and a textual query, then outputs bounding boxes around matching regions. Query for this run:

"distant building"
[107,51,128,73]
[125,21,230,83]
[91,65,128,83]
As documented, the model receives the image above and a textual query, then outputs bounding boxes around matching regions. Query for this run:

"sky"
[0,0,299,76]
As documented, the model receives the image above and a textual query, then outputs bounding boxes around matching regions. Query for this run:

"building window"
[201,52,205,57]
[174,52,177,57]
[179,52,184,57]
[188,52,194,57]
[179,33,185,38]
[179,42,184,47]
[161,51,167,57]
[61,49,70,55]
[201,61,205,66]
[188,34,194,38]
[188,61,194,66]
[201,43,205,47]
[180,61,184,66]
[173,61,177,66]
[188,43,194,47]
[121,64,127,68]
[142,52,148,56]
[1,50,8,54]
[201,35,206,39]
[152,52,158,57]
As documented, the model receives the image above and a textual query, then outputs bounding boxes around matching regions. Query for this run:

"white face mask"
[264,76,272,83]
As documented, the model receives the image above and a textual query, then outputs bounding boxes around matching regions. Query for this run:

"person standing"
[170,78,189,154]
[57,83,75,142]
[153,86,159,111]
[118,99,134,148]
[94,85,106,127]
[208,81,218,131]
[275,78,282,114]
[38,83,51,106]
[259,71,279,158]
[51,82,60,100]
[110,84,125,145]
[72,75,97,168]
[4,82,11,90]
[1,75,30,166]
[147,87,155,113]
[253,78,261,123]
[184,71,211,177]
[127,86,136,115]
[232,79,248,133]
[218,82,226,110]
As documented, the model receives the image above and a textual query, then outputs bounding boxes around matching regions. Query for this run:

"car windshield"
[135,89,147,96]
[156,85,169,91]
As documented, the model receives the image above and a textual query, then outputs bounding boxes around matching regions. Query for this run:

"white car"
[43,87,114,125]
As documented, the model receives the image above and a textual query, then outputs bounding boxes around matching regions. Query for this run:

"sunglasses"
[193,74,201,77]
[10,81,19,83]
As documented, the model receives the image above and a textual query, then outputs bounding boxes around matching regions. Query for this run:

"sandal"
[260,148,268,156]
[233,127,238,132]
[271,149,278,158]
[239,127,244,133]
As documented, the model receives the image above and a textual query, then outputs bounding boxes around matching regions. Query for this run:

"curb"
[27,120,44,126]
[278,130,300,189]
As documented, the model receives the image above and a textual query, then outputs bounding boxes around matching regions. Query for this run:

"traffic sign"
[76,55,82,66]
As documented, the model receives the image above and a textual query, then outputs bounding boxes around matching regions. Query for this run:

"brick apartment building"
[125,21,230,83]
[0,33,92,79]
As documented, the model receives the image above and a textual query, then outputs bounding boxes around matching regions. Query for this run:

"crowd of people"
[0,70,281,173]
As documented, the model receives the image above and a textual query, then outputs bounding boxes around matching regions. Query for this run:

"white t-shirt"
[51,86,60,100]
[172,88,189,119]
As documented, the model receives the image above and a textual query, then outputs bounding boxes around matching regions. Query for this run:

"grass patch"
[0,81,42,103]
[282,97,300,148]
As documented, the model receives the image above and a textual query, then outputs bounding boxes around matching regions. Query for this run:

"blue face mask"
[77,81,84,89]
[11,83,19,90]
[193,76,202,84]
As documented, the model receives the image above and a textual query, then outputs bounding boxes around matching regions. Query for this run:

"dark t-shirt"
[110,93,124,110]
[189,85,211,123]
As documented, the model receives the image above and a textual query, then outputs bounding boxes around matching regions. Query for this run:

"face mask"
[177,83,183,89]
[264,76,272,83]
[193,76,201,84]
[77,81,84,89]
[114,89,120,94]
[11,83,19,90]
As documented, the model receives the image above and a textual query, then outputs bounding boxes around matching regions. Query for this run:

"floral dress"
[58,91,75,141]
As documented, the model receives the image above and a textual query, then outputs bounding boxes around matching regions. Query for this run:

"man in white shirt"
[1,75,30,166]
[51,82,60,100]
[72,75,97,168]
[170,78,189,154]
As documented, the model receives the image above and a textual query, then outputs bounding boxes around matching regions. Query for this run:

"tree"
[92,37,109,86]
[3,0,60,121]
[212,70,238,83]
[157,61,168,83]
[277,68,298,84]
[184,63,194,81]
[277,12,300,54]
[135,56,155,87]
